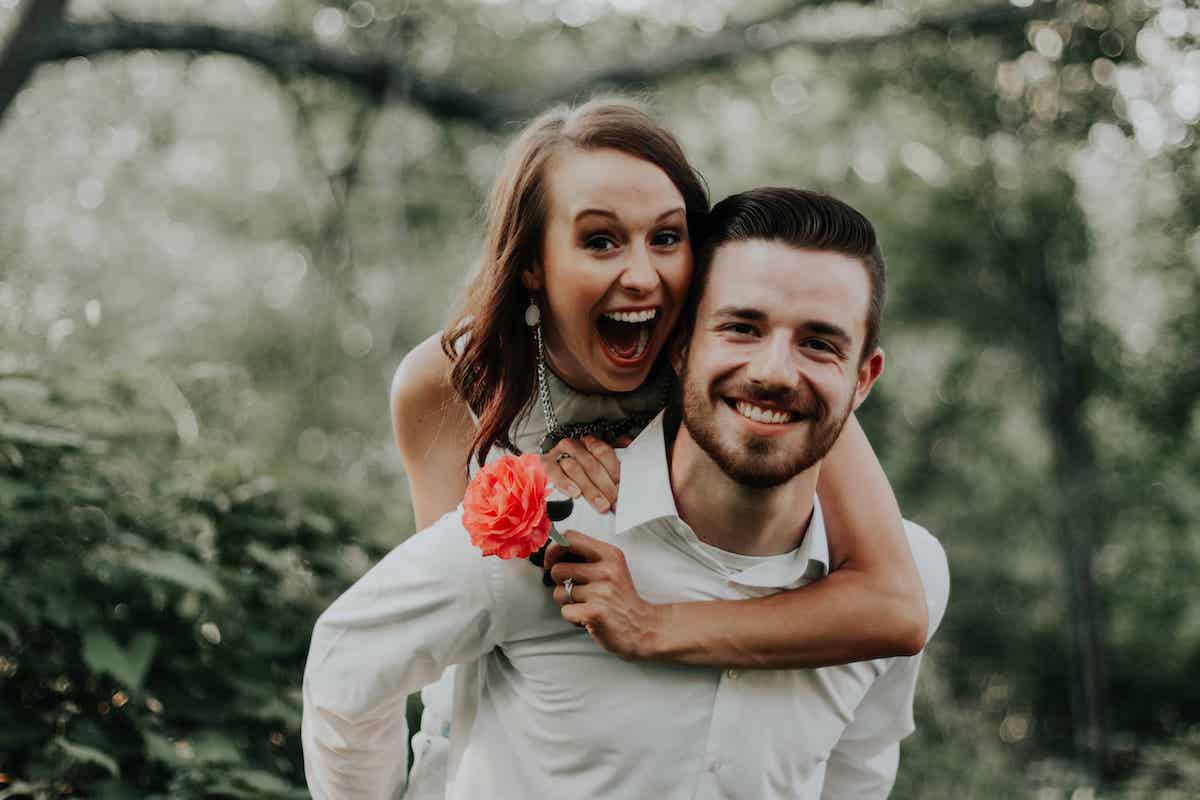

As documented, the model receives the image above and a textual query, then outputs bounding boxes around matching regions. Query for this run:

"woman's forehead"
[545,147,685,223]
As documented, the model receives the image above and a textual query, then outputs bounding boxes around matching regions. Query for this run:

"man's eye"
[584,235,618,252]
[724,323,757,336]
[803,338,835,353]
[652,230,682,247]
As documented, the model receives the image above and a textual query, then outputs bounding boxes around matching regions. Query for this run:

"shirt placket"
[692,664,747,799]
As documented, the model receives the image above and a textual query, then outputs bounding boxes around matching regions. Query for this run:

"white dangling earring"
[524,297,541,327]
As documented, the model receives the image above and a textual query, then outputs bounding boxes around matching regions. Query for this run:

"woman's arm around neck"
[646,413,928,667]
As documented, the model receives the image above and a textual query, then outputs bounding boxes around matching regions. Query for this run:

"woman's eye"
[724,323,757,336]
[583,235,618,252]
[652,230,682,247]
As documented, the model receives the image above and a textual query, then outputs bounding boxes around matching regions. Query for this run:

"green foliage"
[0,336,389,798]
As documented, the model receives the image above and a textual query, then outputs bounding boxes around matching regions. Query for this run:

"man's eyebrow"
[802,321,852,345]
[711,306,767,321]
[573,207,685,223]
[711,308,853,344]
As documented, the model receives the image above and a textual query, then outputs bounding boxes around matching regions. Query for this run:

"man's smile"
[722,397,810,430]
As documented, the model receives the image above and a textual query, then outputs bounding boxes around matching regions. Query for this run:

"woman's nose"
[618,245,660,294]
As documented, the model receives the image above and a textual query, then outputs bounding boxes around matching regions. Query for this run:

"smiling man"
[302,188,949,799]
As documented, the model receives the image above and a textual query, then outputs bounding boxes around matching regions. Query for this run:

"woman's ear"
[520,262,544,292]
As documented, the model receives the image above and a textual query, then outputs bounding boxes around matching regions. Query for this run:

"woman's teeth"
[597,308,657,361]
[735,400,794,425]
[603,309,657,323]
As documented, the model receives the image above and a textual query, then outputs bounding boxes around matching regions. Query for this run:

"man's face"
[678,239,883,489]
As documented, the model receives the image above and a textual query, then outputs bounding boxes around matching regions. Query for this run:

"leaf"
[0,376,50,403]
[244,696,301,727]
[0,420,84,448]
[55,736,120,777]
[230,769,295,794]
[82,630,158,690]
[0,475,37,507]
[302,512,336,536]
[246,542,292,574]
[142,732,183,766]
[123,552,227,601]
[191,731,242,765]
[125,631,159,687]
[94,779,141,800]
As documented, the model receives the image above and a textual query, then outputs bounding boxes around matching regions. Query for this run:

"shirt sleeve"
[301,510,509,800]
[821,522,950,800]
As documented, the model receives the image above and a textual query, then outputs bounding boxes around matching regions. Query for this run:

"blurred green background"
[1,0,1197,797]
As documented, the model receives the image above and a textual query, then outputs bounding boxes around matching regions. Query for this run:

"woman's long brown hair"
[441,97,709,467]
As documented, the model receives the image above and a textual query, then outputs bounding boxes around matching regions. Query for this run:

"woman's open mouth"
[596,307,659,366]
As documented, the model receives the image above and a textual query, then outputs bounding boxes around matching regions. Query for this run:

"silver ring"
[563,577,576,603]
[555,451,573,464]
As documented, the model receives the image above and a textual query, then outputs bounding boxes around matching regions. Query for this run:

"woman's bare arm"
[391,333,477,530]
[546,414,929,668]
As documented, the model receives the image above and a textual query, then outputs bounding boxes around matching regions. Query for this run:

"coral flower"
[462,453,552,560]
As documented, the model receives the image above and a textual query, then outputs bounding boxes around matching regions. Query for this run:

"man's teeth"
[603,309,657,323]
[735,400,793,425]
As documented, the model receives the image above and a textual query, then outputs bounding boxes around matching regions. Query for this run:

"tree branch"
[529,0,1054,106]
[0,0,70,124]
[2,1,1053,129]
[18,17,515,127]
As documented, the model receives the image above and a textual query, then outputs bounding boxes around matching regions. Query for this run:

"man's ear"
[851,347,884,411]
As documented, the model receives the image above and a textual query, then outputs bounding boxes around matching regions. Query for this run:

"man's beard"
[680,369,853,490]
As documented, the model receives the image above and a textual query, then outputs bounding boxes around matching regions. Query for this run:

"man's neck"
[667,423,818,557]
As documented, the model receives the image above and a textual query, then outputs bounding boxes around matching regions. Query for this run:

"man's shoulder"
[901,519,951,636]
[359,507,485,588]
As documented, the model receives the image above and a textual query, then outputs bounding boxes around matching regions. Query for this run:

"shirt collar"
[612,411,830,590]
[612,412,680,535]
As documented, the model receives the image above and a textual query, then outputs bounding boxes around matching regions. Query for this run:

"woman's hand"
[543,529,662,660]
[541,435,631,514]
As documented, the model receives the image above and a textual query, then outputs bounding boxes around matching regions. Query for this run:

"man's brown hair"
[689,187,886,361]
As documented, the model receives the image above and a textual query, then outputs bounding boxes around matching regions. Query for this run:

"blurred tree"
[0,0,67,121]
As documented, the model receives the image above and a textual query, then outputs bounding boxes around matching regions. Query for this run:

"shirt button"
[726,669,739,679]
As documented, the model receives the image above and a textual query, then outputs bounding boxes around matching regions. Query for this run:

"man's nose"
[745,333,797,388]
[618,244,660,295]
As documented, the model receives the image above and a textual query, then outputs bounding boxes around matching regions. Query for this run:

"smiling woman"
[530,146,692,395]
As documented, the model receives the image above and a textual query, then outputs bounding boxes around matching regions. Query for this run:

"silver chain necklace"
[535,323,669,452]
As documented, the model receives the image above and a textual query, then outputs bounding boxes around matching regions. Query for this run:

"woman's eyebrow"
[574,208,619,222]
[573,207,685,223]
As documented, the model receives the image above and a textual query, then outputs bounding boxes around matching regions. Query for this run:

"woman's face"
[527,147,693,395]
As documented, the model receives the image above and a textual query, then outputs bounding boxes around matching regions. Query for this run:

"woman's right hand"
[541,435,631,514]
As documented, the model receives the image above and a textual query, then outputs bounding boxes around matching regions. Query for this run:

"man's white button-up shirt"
[302,413,951,800]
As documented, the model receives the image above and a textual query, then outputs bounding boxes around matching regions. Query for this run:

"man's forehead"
[700,239,871,329]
